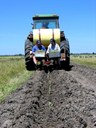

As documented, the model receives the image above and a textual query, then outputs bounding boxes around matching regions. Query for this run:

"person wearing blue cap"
[32,40,46,53]
[30,40,46,65]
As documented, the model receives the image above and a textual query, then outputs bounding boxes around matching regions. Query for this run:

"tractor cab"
[33,14,59,29]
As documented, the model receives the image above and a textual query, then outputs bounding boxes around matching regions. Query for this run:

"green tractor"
[25,14,70,70]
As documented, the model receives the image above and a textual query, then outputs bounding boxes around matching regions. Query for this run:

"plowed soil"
[0,63,96,128]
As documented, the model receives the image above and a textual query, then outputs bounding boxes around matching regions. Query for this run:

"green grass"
[71,55,96,69]
[0,56,32,102]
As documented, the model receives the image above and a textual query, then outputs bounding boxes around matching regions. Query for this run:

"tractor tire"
[25,39,35,71]
[60,56,70,70]
[60,40,70,69]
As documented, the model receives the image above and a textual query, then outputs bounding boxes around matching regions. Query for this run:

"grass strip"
[0,57,32,102]
[71,56,96,69]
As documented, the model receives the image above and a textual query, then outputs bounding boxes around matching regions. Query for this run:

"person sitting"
[46,38,60,66]
[30,40,46,65]
[46,38,60,55]
[42,22,49,29]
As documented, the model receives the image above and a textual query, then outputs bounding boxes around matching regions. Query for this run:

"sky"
[0,0,96,55]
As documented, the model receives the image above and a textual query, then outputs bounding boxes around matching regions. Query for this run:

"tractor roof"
[33,14,59,20]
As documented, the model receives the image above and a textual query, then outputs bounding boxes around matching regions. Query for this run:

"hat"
[36,40,41,44]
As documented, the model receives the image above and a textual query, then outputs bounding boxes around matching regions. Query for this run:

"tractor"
[25,14,70,70]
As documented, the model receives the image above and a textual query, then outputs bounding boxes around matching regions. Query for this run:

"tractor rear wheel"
[25,39,35,71]
[60,40,70,69]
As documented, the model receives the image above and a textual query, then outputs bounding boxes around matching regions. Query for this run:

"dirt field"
[0,63,96,128]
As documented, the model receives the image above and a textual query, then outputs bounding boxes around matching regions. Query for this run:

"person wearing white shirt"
[46,38,60,67]
[46,38,60,54]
